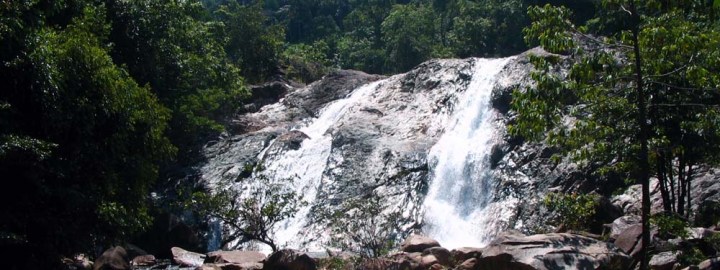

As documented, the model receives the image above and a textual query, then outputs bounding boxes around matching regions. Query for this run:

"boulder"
[687,227,717,240]
[207,250,266,264]
[93,246,129,270]
[263,249,316,270]
[400,235,440,253]
[388,252,422,269]
[476,233,631,270]
[205,250,265,269]
[451,247,483,263]
[695,257,720,270]
[130,254,156,267]
[690,169,720,227]
[422,247,451,266]
[613,223,643,258]
[420,254,438,269]
[172,247,206,267]
[244,81,292,114]
[610,215,642,240]
[649,251,678,270]
[275,130,310,150]
[455,258,478,270]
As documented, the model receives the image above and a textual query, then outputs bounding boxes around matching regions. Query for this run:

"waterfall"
[258,80,383,250]
[422,57,516,248]
[205,56,525,253]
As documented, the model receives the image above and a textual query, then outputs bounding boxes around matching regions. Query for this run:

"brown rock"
[455,258,478,270]
[130,254,156,267]
[276,130,310,150]
[93,246,129,270]
[451,247,483,264]
[400,235,440,253]
[420,254,438,268]
[387,252,421,269]
[359,258,413,270]
[422,247,451,266]
[172,247,206,267]
[263,249,316,270]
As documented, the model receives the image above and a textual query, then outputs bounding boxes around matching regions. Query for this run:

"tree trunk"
[668,157,676,213]
[629,1,651,269]
[686,164,694,218]
[657,152,672,213]
[678,156,686,217]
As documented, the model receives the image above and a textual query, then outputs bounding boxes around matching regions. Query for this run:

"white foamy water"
[422,57,514,248]
[259,80,383,250]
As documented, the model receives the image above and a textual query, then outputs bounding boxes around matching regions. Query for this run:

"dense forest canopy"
[2,0,718,268]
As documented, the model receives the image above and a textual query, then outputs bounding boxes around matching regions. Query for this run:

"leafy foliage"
[0,3,175,266]
[651,214,689,239]
[182,173,303,252]
[106,0,248,163]
[282,41,333,83]
[544,192,598,231]
[325,194,404,258]
[213,1,285,82]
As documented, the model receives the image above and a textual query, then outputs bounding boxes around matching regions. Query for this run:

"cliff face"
[191,48,719,253]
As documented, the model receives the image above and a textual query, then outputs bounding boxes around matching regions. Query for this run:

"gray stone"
[649,251,678,270]
[477,232,631,270]
[172,247,206,267]
[610,215,642,240]
[206,250,265,265]
[613,224,643,258]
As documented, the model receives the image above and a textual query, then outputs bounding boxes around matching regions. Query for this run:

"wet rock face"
[197,57,485,249]
[283,70,386,118]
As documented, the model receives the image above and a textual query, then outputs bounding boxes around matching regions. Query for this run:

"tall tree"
[105,0,248,164]
[214,1,285,82]
[381,3,436,73]
[0,3,174,267]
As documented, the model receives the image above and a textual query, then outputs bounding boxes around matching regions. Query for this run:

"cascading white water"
[258,80,383,250]
[422,57,515,248]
